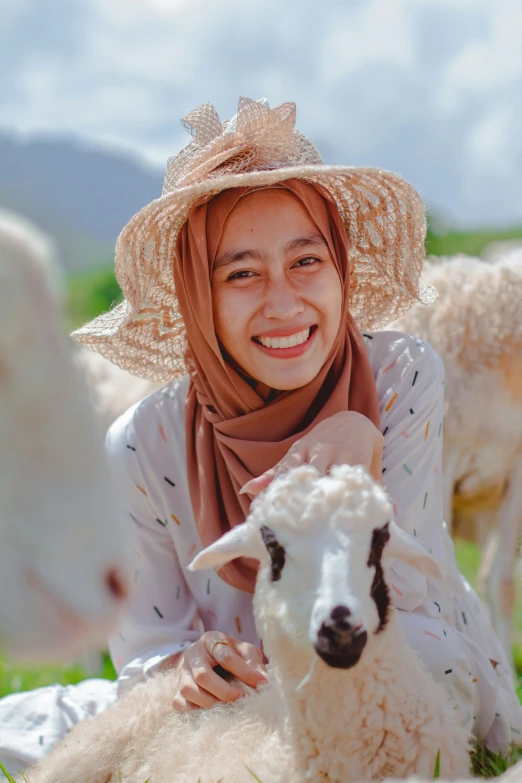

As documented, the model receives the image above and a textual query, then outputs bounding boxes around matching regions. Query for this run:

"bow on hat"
[163,97,304,193]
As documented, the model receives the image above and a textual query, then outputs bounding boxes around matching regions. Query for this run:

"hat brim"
[73,164,436,382]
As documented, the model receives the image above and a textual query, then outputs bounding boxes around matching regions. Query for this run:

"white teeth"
[257,328,311,349]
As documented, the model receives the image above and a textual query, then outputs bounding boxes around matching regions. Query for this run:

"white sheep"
[0,211,131,663]
[21,465,472,783]
[74,347,161,434]
[389,252,522,672]
[481,239,522,263]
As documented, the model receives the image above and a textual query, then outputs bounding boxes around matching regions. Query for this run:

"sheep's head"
[190,464,441,670]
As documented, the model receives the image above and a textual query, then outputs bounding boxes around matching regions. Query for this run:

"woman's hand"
[241,411,384,496]
[164,632,267,712]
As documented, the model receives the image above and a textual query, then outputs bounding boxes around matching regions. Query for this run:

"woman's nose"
[262,280,304,320]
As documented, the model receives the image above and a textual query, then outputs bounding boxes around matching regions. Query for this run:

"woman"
[0,97,520,774]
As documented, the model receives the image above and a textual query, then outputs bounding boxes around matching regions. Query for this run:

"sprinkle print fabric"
[0,331,521,774]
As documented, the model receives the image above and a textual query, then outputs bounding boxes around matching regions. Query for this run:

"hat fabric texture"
[73,97,435,381]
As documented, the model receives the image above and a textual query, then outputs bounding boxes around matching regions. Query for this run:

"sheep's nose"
[314,604,367,669]
[329,605,352,629]
[104,568,128,602]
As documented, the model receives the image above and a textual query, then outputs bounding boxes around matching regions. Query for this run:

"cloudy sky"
[2,0,522,226]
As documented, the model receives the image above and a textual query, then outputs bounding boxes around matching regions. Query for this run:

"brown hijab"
[173,179,380,593]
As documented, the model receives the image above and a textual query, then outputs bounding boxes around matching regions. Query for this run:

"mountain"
[0,132,164,272]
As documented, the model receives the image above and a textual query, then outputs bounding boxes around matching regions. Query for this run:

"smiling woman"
[211,188,343,391]
[0,96,521,777]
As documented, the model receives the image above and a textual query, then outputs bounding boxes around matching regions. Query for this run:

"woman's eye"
[294,256,321,268]
[227,269,257,281]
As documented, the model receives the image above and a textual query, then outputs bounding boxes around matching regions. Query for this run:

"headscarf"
[173,179,380,593]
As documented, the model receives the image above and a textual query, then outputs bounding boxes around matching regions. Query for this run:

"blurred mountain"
[0,132,164,272]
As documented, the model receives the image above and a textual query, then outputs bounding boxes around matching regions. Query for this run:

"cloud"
[1,0,522,225]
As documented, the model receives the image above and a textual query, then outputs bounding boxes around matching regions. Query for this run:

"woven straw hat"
[73,97,436,382]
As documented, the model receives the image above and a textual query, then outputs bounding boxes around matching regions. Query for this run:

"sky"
[2,0,522,227]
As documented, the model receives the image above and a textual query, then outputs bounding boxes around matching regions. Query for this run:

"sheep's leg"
[481,461,522,678]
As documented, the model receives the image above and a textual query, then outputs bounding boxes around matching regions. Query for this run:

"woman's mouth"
[252,326,317,357]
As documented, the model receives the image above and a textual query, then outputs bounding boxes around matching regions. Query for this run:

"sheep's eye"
[260,525,286,582]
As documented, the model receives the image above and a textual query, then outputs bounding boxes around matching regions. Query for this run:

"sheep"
[0,210,131,663]
[481,239,522,263]
[388,252,522,673]
[74,347,161,434]
[20,464,472,783]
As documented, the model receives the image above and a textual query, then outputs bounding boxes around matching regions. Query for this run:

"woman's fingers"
[171,635,267,712]
[370,441,383,483]
[211,639,267,689]
[235,640,268,677]
[308,448,332,475]
[191,662,244,703]
[241,449,305,496]
[177,677,220,710]
[240,468,276,496]
[172,695,198,712]
[189,636,245,702]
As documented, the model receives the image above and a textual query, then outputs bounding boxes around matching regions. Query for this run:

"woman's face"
[211,189,343,390]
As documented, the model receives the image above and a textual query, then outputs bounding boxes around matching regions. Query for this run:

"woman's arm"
[105,406,202,696]
[373,332,447,614]
[106,401,266,707]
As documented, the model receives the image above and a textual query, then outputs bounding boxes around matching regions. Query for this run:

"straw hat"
[73,97,436,382]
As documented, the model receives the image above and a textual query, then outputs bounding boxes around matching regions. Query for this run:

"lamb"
[481,239,522,263]
[74,347,162,434]
[0,210,130,662]
[21,464,472,783]
[389,252,522,672]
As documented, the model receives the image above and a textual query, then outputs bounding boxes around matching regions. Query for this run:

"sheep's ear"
[188,523,263,572]
[383,521,442,579]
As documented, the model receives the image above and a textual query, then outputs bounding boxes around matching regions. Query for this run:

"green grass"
[0,762,16,782]
[0,652,116,699]
[472,745,522,778]
[65,264,123,331]
[425,223,522,258]
[433,748,441,778]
